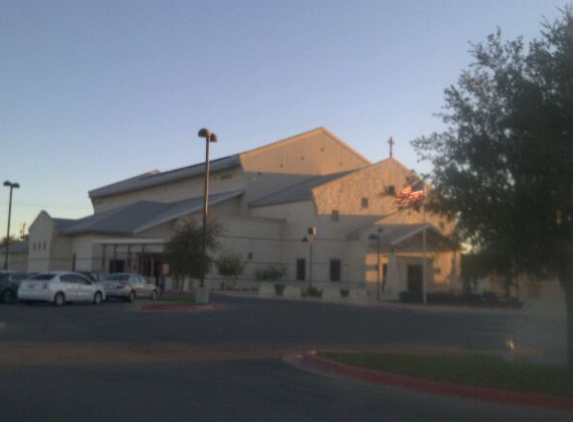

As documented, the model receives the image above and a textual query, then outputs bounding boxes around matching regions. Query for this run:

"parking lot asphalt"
[0,293,568,421]
[2,358,572,422]
[0,293,512,348]
[0,293,565,362]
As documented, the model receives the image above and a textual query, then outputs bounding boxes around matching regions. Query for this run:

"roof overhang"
[363,223,457,253]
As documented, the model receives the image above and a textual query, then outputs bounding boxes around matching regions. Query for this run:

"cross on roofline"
[388,137,395,158]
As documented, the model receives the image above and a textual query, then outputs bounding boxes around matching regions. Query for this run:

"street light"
[3,181,20,270]
[302,227,317,290]
[198,128,218,289]
[368,227,383,301]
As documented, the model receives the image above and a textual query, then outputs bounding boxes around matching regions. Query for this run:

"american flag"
[395,181,425,207]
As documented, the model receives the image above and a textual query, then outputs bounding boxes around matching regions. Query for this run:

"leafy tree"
[413,7,573,367]
[163,219,221,291]
[0,236,19,247]
[216,253,245,289]
[461,251,514,298]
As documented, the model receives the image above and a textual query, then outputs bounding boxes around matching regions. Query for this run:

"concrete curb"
[140,303,221,312]
[288,353,573,412]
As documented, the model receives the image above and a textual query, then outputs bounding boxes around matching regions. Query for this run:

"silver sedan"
[18,271,106,306]
[102,273,158,302]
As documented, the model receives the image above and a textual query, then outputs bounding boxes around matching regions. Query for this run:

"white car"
[102,273,158,302]
[18,271,106,306]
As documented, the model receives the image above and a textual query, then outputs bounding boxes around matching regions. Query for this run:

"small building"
[27,128,460,298]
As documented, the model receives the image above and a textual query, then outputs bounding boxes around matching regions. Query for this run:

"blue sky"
[1,0,569,238]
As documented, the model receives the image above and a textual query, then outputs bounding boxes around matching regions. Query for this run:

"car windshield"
[106,274,130,281]
[30,273,57,281]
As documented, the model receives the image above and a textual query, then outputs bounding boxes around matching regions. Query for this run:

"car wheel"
[151,290,157,301]
[127,290,135,302]
[93,292,103,305]
[53,293,65,307]
[1,289,14,304]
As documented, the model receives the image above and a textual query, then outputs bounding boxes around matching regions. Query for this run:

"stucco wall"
[28,211,55,272]
[313,158,455,233]
[240,129,369,176]
[50,236,73,271]
[250,201,319,280]
[71,235,109,271]
[344,239,366,284]
[214,216,283,281]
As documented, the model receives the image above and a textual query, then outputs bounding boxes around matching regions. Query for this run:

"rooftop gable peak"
[239,127,371,168]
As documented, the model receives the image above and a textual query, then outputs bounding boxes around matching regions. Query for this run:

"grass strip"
[319,351,573,398]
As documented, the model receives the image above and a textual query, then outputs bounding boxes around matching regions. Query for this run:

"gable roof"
[311,156,417,194]
[64,190,243,235]
[347,223,451,250]
[53,218,78,231]
[249,171,355,207]
[133,190,243,234]
[240,127,371,166]
[89,128,371,200]
[89,156,241,199]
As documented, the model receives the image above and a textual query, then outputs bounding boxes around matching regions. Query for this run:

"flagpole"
[422,183,427,305]
[396,177,428,304]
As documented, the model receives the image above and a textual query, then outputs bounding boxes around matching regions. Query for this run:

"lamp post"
[369,227,383,301]
[421,182,428,305]
[198,128,218,289]
[3,181,20,270]
[302,227,317,290]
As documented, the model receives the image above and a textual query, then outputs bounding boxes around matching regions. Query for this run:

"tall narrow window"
[330,259,341,282]
[296,259,306,281]
[331,210,340,221]
[361,198,369,208]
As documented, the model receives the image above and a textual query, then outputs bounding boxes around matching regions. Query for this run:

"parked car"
[0,271,28,303]
[76,270,108,282]
[17,271,106,306]
[102,273,158,302]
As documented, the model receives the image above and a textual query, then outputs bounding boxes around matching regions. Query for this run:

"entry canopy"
[362,224,457,253]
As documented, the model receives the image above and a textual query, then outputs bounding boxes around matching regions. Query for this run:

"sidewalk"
[214,290,564,322]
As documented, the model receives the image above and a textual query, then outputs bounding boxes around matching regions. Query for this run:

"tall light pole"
[369,227,383,301]
[421,182,428,305]
[3,181,20,270]
[302,227,317,291]
[198,128,218,289]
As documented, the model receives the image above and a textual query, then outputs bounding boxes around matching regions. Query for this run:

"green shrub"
[216,253,245,289]
[255,265,287,281]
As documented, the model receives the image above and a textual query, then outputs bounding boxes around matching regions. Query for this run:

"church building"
[26,128,460,299]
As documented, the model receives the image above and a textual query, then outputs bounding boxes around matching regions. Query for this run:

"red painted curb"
[140,303,221,311]
[300,354,573,412]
